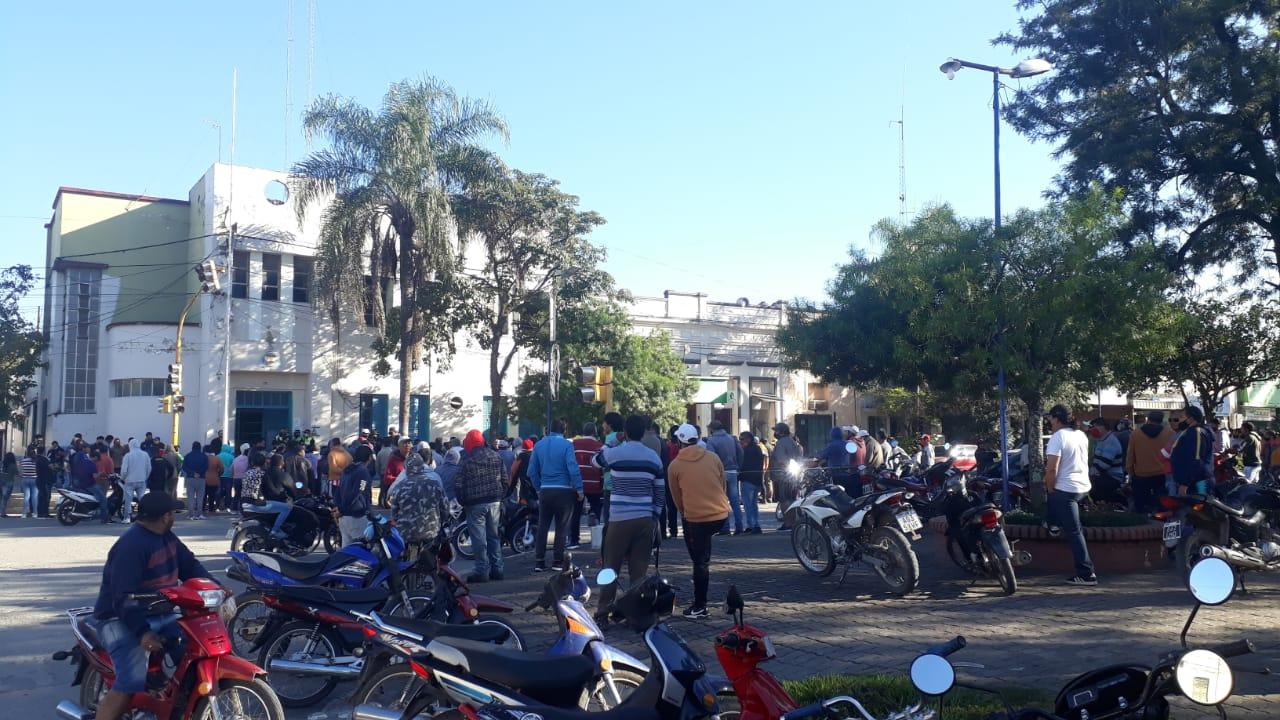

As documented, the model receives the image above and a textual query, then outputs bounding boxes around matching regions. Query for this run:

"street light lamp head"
[1008,58,1053,79]
[939,59,964,80]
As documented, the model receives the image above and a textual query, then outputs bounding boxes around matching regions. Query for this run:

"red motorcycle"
[715,586,797,720]
[53,577,284,720]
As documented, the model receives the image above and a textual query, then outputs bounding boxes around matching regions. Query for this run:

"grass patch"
[1005,510,1151,527]
[783,673,1050,720]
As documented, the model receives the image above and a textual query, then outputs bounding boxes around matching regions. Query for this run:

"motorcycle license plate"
[896,509,923,534]
[1163,521,1181,543]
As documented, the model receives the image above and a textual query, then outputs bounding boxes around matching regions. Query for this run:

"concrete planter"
[927,515,1167,574]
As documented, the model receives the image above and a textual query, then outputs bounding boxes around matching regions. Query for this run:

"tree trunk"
[396,232,416,436]
[1024,395,1046,508]
[489,335,503,438]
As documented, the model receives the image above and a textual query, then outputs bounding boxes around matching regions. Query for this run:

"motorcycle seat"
[273,584,390,606]
[428,636,596,694]
[815,486,858,515]
[245,552,332,581]
[959,503,997,524]
[378,616,511,644]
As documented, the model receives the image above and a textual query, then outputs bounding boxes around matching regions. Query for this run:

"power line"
[56,232,221,260]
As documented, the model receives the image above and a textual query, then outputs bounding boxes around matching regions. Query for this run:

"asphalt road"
[1,508,1276,719]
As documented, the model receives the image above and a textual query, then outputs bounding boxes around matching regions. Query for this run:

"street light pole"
[940,56,1052,511]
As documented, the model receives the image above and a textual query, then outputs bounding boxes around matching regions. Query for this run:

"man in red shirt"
[572,422,604,547]
[381,437,412,507]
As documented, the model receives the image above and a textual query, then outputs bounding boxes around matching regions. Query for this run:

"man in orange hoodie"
[667,423,729,618]
[1125,411,1174,513]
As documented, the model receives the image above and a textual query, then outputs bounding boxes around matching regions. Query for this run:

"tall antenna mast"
[285,0,294,167]
[891,106,906,221]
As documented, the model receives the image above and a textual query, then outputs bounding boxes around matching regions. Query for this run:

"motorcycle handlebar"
[780,702,829,720]
[1209,639,1254,659]
[928,636,966,658]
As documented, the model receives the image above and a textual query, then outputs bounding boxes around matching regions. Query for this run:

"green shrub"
[782,674,1049,720]
[1005,510,1151,527]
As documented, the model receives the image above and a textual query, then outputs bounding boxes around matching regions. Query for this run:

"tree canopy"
[0,266,43,425]
[999,0,1280,292]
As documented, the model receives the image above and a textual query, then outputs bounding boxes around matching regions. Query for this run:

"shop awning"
[752,393,784,403]
[1239,381,1280,408]
[691,379,729,404]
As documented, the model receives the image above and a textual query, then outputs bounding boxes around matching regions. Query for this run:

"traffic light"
[195,259,220,292]
[172,395,186,414]
[574,365,613,409]
[167,363,183,395]
[158,396,172,414]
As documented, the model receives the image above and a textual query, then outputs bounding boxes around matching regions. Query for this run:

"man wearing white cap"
[860,428,885,470]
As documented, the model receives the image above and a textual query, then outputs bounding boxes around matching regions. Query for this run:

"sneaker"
[550,563,565,572]
[732,529,744,536]
[682,605,709,618]
[715,529,731,537]
[566,543,581,550]
[465,572,489,584]
[1065,575,1098,587]
[533,563,547,573]
[748,527,763,535]
[489,569,504,582]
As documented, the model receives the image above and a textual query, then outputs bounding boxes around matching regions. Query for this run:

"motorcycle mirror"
[725,585,744,614]
[563,551,574,570]
[845,441,858,454]
[597,568,618,586]
[1188,557,1235,606]
[1175,649,1234,706]
[910,653,956,696]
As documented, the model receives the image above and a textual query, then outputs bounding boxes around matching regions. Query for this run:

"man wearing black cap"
[92,493,214,720]
[1043,404,1097,586]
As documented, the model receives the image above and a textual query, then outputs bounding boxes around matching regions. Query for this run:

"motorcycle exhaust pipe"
[1199,544,1268,571]
[55,700,91,720]
[353,704,408,720]
[267,658,363,678]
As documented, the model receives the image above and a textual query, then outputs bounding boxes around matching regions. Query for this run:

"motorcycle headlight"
[787,460,802,477]
[199,589,226,609]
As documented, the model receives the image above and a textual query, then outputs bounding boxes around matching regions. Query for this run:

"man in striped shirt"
[592,414,665,620]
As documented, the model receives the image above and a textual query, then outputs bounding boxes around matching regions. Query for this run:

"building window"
[292,255,312,304]
[62,268,101,413]
[409,394,430,441]
[749,378,779,440]
[232,250,249,299]
[359,393,389,435]
[110,378,167,397]
[261,253,281,301]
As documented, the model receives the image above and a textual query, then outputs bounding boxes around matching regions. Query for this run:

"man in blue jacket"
[528,419,584,572]
[1170,405,1215,495]
[705,420,744,535]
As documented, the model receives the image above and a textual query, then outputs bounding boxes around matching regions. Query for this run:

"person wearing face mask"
[1087,418,1126,504]
[1169,405,1216,495]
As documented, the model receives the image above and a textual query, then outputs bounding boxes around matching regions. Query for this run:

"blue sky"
[1,1,1059,312]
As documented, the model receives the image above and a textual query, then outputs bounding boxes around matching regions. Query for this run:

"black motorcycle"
[229,491,342,557]
[940,474,1022,595]
[452,474,539,559]
[54,476,126,525]
[1160,476,1280,581]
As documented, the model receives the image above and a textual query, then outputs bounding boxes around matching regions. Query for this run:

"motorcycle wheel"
[226,591,270,657]
[451,521,474,560]
[866,525,919,596]
[192,678,286,720]
[979,543,1017,595]
[791,518,836,577]
[79,666,108,711]
[383,594,435,620]
[714,690,742,720]
[231,525,271,553]
[56,501,80,526]
[352,664,439,719]
[322,524,342,553]
[508,517,535,554]
[1175,528,1217,582]
[474,614,527,651]
[257,621,342,707]
[585,667,646,710]
[945,536,981,576]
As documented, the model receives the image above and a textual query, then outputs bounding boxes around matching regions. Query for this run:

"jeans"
[37,478,52,516]
[0,478,13,516]
[339,515,367,546]
[741,480,761,529]
[535,488,578,566]
[21,478,37,516]
[255,500,292,535]
[218,477,233,510]
[663,483,679,537]
[466,502,504,576]
[721,471,743,532]
[90,484,110,523]
[596,517,654,614]
[568,494,583,546]
[100,615,183,694]
[683,519,721,609]
[123,483,145,520]
[1131,474,1164,514]
[55,470,69,489]
[585,493,604,525]
[184,476,205,517]
[1049,490,1095,579]
[1243,465,1260,483]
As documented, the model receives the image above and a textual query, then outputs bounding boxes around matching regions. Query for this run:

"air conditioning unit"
[808,399,829,412]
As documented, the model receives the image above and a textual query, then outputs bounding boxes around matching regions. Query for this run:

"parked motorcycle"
[1159,476,1280,580]
[787,457,922,595]
[51,577,285,720]
[452,474,539,559]
[911,558,1257,720]
[356,570,722,720]
[228,490,342,557]
[716,585,797,720]
[55,475,125,525]
[350,555,647,718]
[940,473,1025,595]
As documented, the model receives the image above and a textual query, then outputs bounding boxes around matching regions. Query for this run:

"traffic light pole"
[170,289,201,450]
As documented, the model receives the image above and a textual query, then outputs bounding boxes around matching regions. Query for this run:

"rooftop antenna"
[891,63,907,222]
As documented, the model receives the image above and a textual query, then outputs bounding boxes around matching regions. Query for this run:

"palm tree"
[291,77,507,434]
